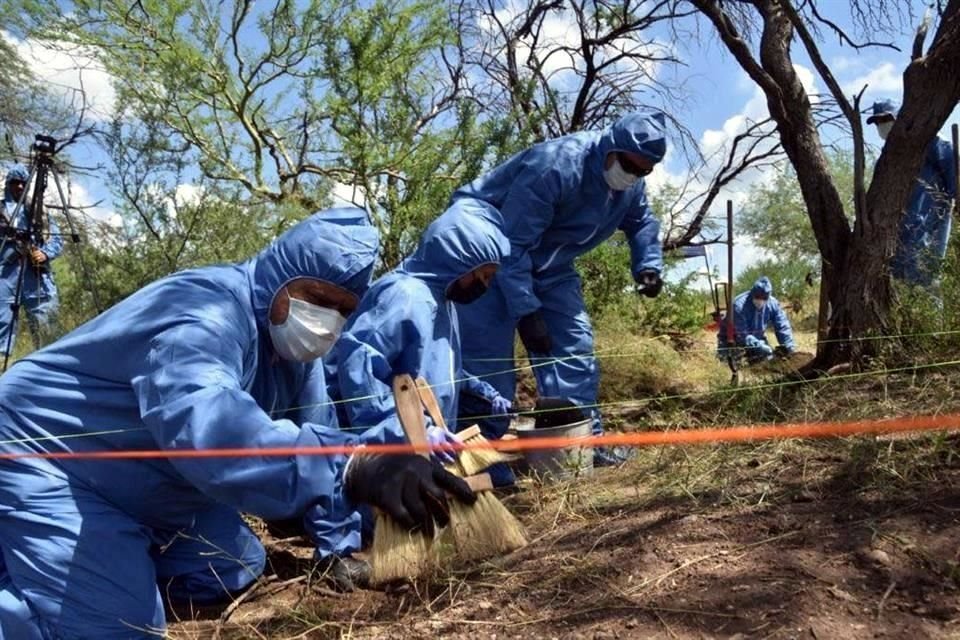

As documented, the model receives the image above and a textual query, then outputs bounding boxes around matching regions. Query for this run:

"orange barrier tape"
[3,412,959,462]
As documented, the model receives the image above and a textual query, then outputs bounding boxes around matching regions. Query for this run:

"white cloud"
[842,61,901,100]
[2,31,116,120]
[174,184,203,209]
[330,182,367,208]
[63,180,117,227]
[829,55,865,74]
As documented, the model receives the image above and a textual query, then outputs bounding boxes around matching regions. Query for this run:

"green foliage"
[4,0,523,275]
[0,33,79,156]
[637,270,712,336]
[52,191,281,334]
[739,149,859,267]
[578,237,711,335]
[577,238,632,319]
[891,227,960,359]
[4,0,688,345]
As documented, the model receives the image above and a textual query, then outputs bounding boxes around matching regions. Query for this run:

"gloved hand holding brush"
[425,420,460,464]
[344,452,476,535]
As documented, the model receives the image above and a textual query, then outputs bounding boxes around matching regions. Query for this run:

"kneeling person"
[717,276,795,363]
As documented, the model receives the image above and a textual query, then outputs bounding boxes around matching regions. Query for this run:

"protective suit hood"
[250,207,380,331]
[397,200,509,294]
[750,276,774,298]
[4,164,28,202]
[595,111,668,170]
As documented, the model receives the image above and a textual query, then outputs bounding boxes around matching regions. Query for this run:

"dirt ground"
[168,434,960,640]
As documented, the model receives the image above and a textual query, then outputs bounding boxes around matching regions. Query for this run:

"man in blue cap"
[451,112,667,477]
[867,99,957,289]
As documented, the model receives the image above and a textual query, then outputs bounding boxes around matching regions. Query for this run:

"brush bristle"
[459,431,514,476]
[369,513,434,585]
[447,492,527,561]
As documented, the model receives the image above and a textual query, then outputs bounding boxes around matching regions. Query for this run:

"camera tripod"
[0,134,100,371]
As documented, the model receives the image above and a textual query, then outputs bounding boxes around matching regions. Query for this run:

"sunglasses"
[618,152,654,177]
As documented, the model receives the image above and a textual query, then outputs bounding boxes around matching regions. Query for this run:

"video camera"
[1,134,60,253]
[32,134,57,157]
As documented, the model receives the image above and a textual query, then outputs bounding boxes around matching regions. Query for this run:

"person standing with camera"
[0,164,63,358]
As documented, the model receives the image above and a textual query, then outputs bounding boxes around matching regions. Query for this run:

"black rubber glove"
[533,396,586,430]
[517,311,552,353]
[635,270,663,298]
[774,345,792,359]
[344,453,476,536]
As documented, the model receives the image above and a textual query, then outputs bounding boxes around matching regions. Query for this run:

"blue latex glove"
[426,423,459,464]
[758,342,774,357]
[490,395,513,415]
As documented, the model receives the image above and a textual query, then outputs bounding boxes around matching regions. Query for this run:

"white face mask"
[753,297,766,311]
[269,297,346,362]
[603,157,641,191]
[876,121,894,140]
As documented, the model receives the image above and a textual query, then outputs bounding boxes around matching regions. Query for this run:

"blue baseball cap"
[866,99,898,124]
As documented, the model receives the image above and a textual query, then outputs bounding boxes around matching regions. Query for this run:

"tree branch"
[807,2,900,51]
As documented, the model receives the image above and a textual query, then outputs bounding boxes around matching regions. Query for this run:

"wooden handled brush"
[391,378,492,497]
[394,374,431,458]
[413,377,518,475]
[413,376,527,561]
[367,374,435,586]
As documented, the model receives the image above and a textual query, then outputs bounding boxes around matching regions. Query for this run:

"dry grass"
[170,328,960,638]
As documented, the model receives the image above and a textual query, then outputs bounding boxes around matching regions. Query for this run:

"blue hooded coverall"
[0,165,63,355]
[717,277,795,362]
[452,112,666,439]
[315,201,509,554]
[889,139,957,286]
[867,99,958,287]
[0,209,378,639]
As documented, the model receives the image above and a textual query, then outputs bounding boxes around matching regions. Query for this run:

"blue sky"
[4,2,957,286]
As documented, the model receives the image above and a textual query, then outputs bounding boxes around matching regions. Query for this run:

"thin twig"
[655,610,679,638]
[213,575,305,640]
[877,580,897,621]
[433,603,738,628]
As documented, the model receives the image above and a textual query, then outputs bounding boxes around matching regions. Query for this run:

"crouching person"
[717,276,795,363]
[0,210,475,640]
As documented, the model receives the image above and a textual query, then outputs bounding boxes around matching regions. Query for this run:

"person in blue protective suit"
[452,111,667,474]
[716,276,795,363]
[317,200,511,565]
[0,164,63,356]
[0,209,476,639]
[867,99,957,288]
[336,199,511,442]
